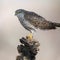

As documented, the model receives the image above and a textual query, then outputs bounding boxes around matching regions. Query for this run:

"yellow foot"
[26,33,33,41]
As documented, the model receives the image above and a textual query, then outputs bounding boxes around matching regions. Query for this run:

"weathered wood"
[16,37,40,60]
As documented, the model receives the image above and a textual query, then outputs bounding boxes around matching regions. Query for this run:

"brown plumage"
[24,10,60,30]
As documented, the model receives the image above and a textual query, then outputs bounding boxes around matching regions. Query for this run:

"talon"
[26,33,33,41]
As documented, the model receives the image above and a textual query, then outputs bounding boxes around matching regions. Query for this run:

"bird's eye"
[16,11,20,13]
[18,11,20,13]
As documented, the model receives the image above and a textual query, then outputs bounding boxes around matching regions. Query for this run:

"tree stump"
[16,37,40,60]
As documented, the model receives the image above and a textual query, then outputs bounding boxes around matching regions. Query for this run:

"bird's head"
[15,9,26,16]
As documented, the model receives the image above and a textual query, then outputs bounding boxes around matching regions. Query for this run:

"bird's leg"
[26,29,35,41]
[26,33,33,41]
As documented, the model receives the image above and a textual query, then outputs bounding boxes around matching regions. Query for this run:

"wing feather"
[24,12,55,29]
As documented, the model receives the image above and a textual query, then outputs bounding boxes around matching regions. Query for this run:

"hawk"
[15,9,60,33]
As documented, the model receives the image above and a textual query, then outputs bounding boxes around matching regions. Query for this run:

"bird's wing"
[24,12,56,30]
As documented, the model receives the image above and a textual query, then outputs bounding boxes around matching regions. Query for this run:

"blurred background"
[0,0,60,60]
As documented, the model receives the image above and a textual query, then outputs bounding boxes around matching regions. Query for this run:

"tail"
[53,22,60,27]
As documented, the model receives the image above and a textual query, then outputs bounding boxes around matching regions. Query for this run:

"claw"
[26,33,33,40]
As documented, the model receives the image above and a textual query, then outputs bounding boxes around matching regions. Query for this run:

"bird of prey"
[15,9,60,33]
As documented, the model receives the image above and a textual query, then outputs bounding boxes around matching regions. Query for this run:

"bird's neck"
[17,13,24,20]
